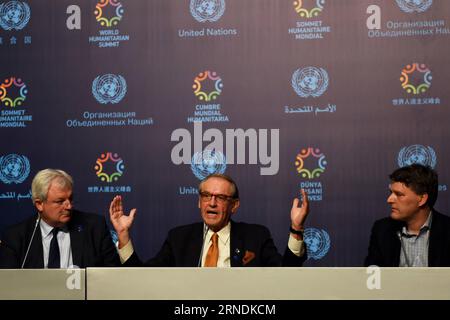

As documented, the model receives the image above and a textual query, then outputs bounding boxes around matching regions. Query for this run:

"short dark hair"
[389,164,438,208]
[198,173,240,199]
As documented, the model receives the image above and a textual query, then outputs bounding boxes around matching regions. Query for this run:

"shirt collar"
[39,217,68,238]
[401,211,433,236]
[206,222,231,246]
[40,218,54,238]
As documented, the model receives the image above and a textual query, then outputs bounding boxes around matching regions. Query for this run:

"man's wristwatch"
[289,227,304,236]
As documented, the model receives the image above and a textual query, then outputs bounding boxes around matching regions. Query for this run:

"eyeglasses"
[199,191,234,203]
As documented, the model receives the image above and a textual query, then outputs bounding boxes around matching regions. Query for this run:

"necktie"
[204,233,219,267]
[48,228,60,268]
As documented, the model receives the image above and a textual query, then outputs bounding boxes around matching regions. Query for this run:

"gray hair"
[31,169,73,204]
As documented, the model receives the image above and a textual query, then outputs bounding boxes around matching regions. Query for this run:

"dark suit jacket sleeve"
[282,244,307,267]
[122,226,183,267]
[66,211,121,267]
[0,215,39,268]
[256,226,306,267]
[96,217,122,267]
[0,228,22,268]
[364,221,383,267]
[257,227,283,266]
[142,238,176,266]
[122,238,175,267]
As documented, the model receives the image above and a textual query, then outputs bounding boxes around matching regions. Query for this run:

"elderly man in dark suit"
[111,173,310,267]
[365,164,450,267]
[0,169,120,268]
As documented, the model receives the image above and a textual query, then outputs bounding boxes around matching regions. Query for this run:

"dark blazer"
[0,210,120,268]
[124,220,307,267]
[364,210,450,267]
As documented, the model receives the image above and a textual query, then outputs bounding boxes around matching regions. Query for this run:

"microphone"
[197,224,209,267]
[21,214,41,269]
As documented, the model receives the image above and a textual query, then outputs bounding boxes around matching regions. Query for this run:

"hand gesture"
[290,189,309,230]
[109,195,136,246]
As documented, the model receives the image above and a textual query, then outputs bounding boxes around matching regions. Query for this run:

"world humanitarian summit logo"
[0,1,30,31]
[398,144,437,168]
[400,63,432,95]
[292,67,329,98]
[0,154,30,184]
[190,0,225,23]
[293,0,325,18]
[191,149,226,180]
[0,77,27,107]
[295,148,327,179]
[193,71,223,102]
[304,228,330,260]
[95,152,125,182]
[95,0,124,27]
[92,74,127,104]
[396,0,432,13]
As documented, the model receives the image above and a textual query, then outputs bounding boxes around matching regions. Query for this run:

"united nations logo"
[191,149,226,180]
[92,74,127,104]
[94,152,125,182]
[293,0,325,18]
[398,144,437,168]
[295,147,327,179]
[396,0,432,13]
[190,0,225,23]
[0,154,30,184]
[304,227,330,260]
[0,77,27,107]
[0,1,30,31]
[291,67,329,98]
[193,71,223,102]
[400,63,431,95]
[94,0,124,27]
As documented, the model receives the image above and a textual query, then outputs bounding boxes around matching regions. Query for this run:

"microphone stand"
[197,224,209,267]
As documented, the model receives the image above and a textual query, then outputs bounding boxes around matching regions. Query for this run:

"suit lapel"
[230,221,244,267]
[387,220,402,267]
[186,223,204,267]
[68,217,84,268]
[428,211,442,267]
[25,217,44,268]
[389,233,401,267]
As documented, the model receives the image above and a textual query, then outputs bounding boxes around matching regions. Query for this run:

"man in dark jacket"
[0,169,120,268]
[365,164,450,267]
[111,173,310,267]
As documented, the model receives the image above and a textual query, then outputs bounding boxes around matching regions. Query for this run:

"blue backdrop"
[1,0,449,266]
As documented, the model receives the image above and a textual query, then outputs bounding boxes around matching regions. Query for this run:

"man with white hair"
[0,169,120,268]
